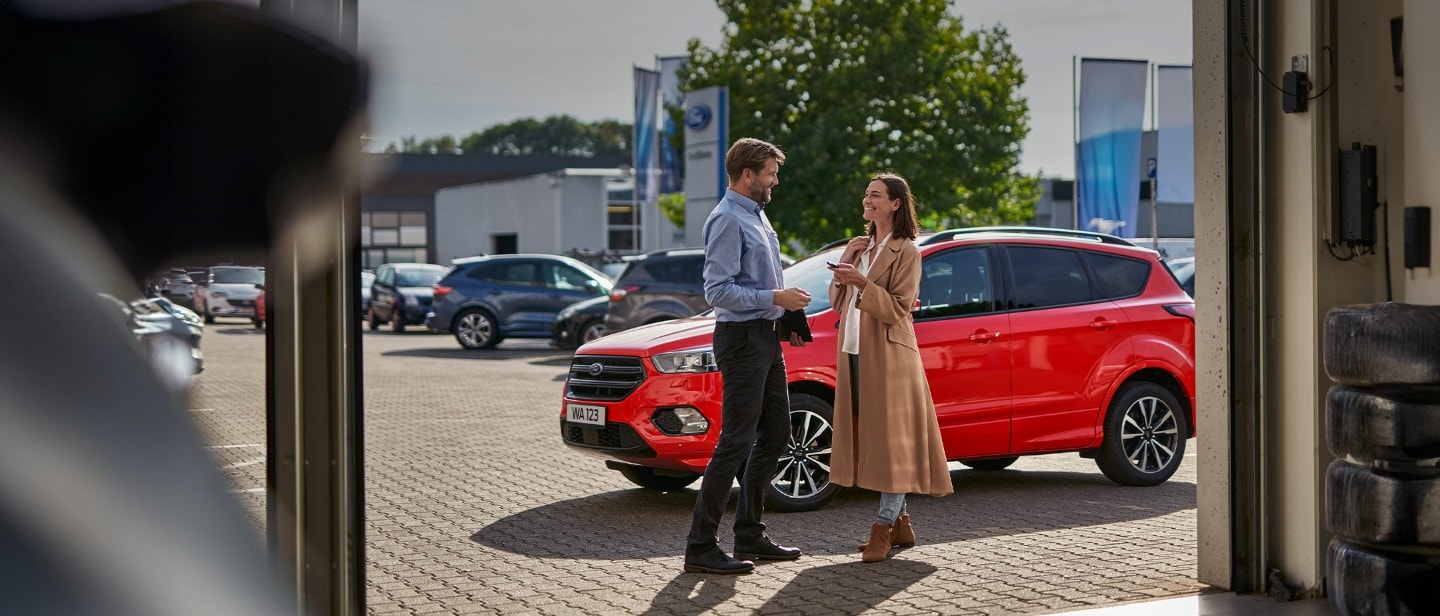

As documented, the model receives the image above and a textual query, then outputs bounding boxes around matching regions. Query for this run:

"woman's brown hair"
[867,173,919,240]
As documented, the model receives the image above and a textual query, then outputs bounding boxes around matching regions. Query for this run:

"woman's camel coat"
[829,236,953,497]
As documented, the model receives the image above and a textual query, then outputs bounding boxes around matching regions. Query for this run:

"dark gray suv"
[602,248,710,333]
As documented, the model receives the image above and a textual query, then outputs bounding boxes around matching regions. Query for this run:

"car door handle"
[968,330,1002,342]
[1089,319,1120,329]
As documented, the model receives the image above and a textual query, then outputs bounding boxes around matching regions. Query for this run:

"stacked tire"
[1324,303,1440,615]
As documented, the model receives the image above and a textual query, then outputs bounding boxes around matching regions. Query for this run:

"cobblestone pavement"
[190,321,1205,615]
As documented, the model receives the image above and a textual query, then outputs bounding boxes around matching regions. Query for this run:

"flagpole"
[1151,63,1159,251]
[1072,55,1079,230]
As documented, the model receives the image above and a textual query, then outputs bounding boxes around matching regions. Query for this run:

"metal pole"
[1073,55,1080,230]
[1152,177,1159,250]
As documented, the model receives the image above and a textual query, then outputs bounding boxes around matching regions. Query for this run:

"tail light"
[1163,304,1195,321]
[433,284,453,298]
[609,285,643,302]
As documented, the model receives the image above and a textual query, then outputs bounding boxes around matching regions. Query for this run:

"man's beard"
[749,178,770,204]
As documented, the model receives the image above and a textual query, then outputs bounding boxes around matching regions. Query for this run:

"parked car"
[194,265,265,323]
[254,285,266,328]
[368,263,449,332]
[560,228,1197,512]
[102,294,205,392]
[359,270,375,316]
[145,268,198,309]
[603,248,709,333]
[1166,256,1195,297]
[552,295,610,350]
[427,254,611,349]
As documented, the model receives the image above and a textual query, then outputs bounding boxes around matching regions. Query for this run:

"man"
[684,138,812,574]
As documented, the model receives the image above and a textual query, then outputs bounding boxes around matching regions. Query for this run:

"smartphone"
[825,260,841,268]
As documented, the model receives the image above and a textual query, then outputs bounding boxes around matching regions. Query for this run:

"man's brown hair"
[725,138,786,183]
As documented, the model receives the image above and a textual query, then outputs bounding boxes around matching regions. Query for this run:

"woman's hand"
[839,235,871,262]
[829,262,867,288]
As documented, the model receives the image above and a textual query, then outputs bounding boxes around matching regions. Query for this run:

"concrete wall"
[434,172,615,263]
[1404,0,1440,302]
[1193,0,1231,589]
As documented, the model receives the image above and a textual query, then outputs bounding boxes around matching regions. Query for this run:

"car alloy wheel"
[1096,381,1187,486]
[580,320,607,344]
[767,393,839,512]
[454,309,498,349]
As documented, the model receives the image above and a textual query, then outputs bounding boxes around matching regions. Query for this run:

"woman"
[827,173,952,563]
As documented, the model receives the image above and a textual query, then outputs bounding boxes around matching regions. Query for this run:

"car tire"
[1095,381,1188,486]
[1326,459,1440,545]
[767,393,841,513]
[366,307,379,331]
[1328,385,1440,464]
[391,309,406,333]
[579,319,607,345]
[616,465,700,491]
[1327,538,1440,616]
[454,309,501,349]
[960,457,1019,471]
[1325,303,1440,386]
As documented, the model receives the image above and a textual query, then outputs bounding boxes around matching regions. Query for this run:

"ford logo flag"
[684,103,712,130]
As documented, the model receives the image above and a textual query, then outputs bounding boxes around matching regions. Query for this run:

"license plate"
[566,403,605,426]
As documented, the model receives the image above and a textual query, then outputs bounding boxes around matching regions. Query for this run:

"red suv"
[560,228,1196,512]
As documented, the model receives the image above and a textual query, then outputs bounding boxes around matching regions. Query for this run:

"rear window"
[643,256,703,284]
[1085,252,1152,299]
[1007,246,1093,309]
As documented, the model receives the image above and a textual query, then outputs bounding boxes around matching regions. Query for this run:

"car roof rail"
[921,226,1137,247]
[641,246,704,258]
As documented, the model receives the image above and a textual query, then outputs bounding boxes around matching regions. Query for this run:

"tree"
[458,115,630,157]
[680,0,1041,249]
[385,115,632,157]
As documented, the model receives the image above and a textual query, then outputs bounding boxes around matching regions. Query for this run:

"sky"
[359,0,1192,178]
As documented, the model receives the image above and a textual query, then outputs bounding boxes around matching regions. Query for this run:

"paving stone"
[191,324,1207,615]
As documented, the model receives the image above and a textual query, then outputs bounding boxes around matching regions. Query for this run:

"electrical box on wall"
[1404,206,1430,268]
[1338,143,1378,246]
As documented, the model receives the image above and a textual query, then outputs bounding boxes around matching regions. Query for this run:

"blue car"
[426,254,611,349]
[368,263,449,332]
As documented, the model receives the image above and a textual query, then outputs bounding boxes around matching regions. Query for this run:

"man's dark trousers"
[686,319,790,552]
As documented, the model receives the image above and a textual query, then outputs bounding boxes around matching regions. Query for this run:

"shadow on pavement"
[756,560,937,614]
[641,574,740,616]
[470,469,1196,560]
[215,327,264,335]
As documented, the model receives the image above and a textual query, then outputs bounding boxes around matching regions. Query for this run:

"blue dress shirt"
[701,189,786,322]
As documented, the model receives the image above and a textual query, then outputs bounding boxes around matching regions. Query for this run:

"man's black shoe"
[683,546,755,574]
[733,537,802,561]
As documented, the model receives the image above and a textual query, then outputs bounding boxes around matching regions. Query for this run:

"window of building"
[361,210,429,266]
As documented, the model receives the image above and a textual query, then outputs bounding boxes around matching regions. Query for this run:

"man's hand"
[773,286,811,311]
[788,332,808,347]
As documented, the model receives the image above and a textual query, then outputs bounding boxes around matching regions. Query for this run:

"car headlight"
[210,290,228,299]
[651,349,718,374]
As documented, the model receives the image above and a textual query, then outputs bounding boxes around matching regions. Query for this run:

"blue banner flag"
[658,56,688,195]
[633,67,660,204]
[1156,65,1195,204]
[1076,58,1148,237]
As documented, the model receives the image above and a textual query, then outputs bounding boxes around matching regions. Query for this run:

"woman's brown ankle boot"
[891,513,915,547]
[861,523,893,563]
[858,514,916,550]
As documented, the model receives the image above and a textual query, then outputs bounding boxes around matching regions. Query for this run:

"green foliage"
[657,192,688,229]
[680,0,1041,249]
[386,115,632,157]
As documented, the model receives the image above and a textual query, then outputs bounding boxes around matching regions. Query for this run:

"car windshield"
[395,265,448,287]
[783,247,844,315]
[211,267,264,285]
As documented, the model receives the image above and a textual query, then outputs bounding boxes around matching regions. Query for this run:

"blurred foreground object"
[0,2,366,615]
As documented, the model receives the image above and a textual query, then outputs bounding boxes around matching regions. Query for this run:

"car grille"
[566,355,645,401]
[229,299,255,308]
[561,420,654,456]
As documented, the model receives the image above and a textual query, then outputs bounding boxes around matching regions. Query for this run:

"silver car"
[194,265,264,323]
